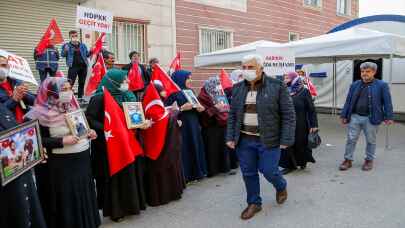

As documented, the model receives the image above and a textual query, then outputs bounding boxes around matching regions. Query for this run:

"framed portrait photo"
[0,120,44,186]
[214,95,230,112]
[65,109,90,139]
[123,102,146,129]
[182,89,200,108]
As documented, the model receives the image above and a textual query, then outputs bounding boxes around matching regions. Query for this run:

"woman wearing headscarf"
[143,80,185,206]
[25,77,100,228]
[85,69,146,222]
[165,70,207,183]
[198,77,232,177]
[0,103,47,228]
[279,72,318,175]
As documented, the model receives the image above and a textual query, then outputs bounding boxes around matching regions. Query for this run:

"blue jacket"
[341,79,393,125]
[0,78,35,113]
[34,48,59,71]
[61,42,89,68]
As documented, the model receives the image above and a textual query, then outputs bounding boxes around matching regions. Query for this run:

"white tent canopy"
[288,28,405,63]
[194,40,282,67]
[194,28,405,67]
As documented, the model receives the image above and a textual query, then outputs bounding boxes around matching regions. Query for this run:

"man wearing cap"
[226,54,296,220]
[340,62,394,171]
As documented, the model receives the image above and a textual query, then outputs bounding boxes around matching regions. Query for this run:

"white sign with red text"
[256,47,295,76]
[0,49,37,85]
[76,6,113,33]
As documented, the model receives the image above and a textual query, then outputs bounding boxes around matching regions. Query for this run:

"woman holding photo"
[25,77,100,228]
[166,70,207,183]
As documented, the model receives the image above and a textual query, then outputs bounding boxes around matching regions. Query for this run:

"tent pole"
[385,54,394,151]
[333,57,337,115]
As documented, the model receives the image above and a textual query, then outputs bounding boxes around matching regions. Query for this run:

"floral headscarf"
[25,77,79,127]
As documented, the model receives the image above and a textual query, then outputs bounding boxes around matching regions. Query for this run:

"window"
[303,0,322,8]
[199,27,233,54]
[337,0,351,16]
[289,32,300,42]
[105,20,147,64]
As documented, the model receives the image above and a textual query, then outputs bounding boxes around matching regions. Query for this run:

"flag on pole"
[151,64,180,97]
[128,62,144,91]
[90,32,106,58]
[104,89,143,176]
[219,69,233,90]
[141,84,169,160]
[168,52,181,75]
[304,76,318,97]
[85,53,106,96]
[36,19,63,55]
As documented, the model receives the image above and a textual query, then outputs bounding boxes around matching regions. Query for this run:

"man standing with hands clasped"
[226,54,296,220]
[339,62,394,171]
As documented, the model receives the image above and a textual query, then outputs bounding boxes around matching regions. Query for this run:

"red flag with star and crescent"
[36,19,63,55]
[219,69,233,90]
[104,89,143,176]
[151,64,180,98]
[168,52,181,76]
[141,84,169,160]
[128,62,144,91]
[90,32,106,58]
[85,53,106,96]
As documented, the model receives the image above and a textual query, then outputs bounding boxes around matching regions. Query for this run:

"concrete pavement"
[101,114,405,228]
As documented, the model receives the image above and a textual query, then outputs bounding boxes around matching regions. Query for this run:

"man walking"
[61,30,90,98]
[226,54,296,220]
[340,62,394,171]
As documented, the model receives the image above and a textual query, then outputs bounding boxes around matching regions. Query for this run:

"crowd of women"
[0,50,318,227]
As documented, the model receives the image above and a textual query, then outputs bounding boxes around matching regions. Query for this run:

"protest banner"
[76,6,113,33]
[256,47,295,76]
[0,49,37,85]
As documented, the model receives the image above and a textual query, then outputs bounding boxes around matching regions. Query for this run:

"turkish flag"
[151,64,180,97]
[168,52,181,75]
[36,19,63,55]
[85,53,106,97]
[219,69,233,90]
[304,76,318,97]
[104,89,143,176]
[141,84,169,160]
[90,33,106,58]
[128,63,144,91]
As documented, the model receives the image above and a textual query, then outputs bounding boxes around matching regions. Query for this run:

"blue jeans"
[236,136,287,206]
[344,114,379,161]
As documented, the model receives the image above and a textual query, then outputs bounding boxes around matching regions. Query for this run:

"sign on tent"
[256,47,295,76]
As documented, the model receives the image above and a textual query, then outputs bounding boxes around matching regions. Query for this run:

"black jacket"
[226,75,296,148]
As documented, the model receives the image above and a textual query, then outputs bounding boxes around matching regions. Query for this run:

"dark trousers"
[68,66,87,98]
[38,68,56,82]
[236,135,287,206]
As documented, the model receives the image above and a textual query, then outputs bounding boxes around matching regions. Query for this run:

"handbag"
[308,130,322,149]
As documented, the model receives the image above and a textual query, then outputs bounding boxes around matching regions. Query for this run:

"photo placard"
[122,102,146,129]
[65,109,90,139]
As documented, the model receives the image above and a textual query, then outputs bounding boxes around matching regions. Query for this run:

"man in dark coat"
[226,54,296,220]
[122,51,150,90]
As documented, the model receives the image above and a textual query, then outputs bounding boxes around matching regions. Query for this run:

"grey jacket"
[226,75,296,148]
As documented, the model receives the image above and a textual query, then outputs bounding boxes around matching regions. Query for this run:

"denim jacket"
[61,42,89,68]
[34,48,59,71]
[341,79,393,125]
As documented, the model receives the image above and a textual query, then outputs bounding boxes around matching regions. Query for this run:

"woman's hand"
[196,104,205,112]
[309,128,318,133]
[63,135,79,145]
[180,103,193,111]
[87,129,97,140]
[139,119,152,129]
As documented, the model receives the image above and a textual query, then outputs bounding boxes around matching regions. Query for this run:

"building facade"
[176,0,359,87]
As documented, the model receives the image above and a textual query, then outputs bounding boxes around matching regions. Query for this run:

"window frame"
[288,32,300,42]
[105,17,150,65]
[336,0,352,17]
[198,26,234,54]
[303,0,323,10]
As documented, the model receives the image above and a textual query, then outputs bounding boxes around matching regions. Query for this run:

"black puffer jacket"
[226,74,296,148]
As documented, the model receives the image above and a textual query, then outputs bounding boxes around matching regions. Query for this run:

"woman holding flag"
[86,69,147,222]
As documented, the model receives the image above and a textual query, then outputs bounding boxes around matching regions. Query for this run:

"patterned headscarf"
[203,76,222,100]
[286,72,304,96]
[24,77,79,127]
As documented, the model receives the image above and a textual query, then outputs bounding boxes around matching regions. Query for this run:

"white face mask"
[242,70,258,82]
[119,83,129,92]
[0,67,9,81]
[59,91,73,103]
